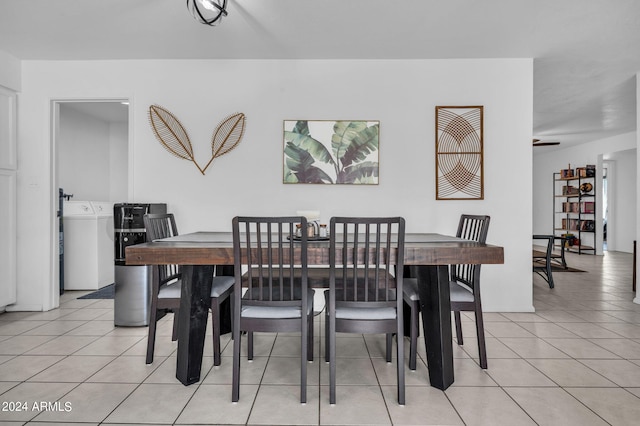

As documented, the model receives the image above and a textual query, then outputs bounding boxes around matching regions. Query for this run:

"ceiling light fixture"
[187,0,228,26]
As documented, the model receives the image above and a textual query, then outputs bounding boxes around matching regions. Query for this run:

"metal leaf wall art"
[148,105,246,175]
[435,106,484,200]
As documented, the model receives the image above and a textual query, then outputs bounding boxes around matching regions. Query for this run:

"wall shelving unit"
[553,166,596,254]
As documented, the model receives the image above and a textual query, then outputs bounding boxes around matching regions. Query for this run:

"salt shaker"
[319,224,327,237]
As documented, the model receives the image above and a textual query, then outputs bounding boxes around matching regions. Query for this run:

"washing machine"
[91,201,115,288]
[63,201,114,290]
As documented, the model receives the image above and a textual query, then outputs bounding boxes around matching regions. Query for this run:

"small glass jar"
[319,224,327,237]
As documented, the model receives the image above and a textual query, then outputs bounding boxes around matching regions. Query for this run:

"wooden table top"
[126,232,504,266]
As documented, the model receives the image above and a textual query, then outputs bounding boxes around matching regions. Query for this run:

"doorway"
[602,165,608,251]
[51,100,130,299]
[601,149,637,254]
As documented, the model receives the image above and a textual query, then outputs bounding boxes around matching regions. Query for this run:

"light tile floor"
[1,250,639,425]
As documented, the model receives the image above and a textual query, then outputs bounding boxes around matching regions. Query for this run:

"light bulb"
[199,0,216,11]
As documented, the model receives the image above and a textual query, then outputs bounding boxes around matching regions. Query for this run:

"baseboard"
[5,303,44,312]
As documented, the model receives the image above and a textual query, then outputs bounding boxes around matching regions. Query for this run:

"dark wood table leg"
[416,264,454,390]
[176,264,214,385]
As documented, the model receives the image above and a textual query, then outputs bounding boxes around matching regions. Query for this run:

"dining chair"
[231,216,314,403]
[325,217,406,405]
[403,214,491,370]
[143,213,234,366]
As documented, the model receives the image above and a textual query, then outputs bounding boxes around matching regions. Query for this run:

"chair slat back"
[330,217,405,306]
[233,216,308,307]
[143,213,180,283]
[452,214,490,289]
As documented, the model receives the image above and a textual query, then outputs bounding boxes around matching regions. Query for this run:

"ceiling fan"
[532,138,560,147]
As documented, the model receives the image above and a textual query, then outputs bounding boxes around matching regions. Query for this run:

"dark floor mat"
[77,283,115,299]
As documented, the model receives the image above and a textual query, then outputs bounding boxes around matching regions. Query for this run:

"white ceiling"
[1,0,639,149]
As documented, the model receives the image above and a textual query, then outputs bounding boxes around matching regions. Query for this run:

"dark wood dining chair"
[403,214,491,370]
[231,216,314,403]
[143,213,234,366]
[325,217,406,405]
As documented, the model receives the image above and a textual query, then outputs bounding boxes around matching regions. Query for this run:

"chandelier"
[187,0,228,26]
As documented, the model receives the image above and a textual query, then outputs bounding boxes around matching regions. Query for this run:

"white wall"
[533,132,637,254]
[58,106,111,200]
[57,106,128,202]
[109,121,128,202]
[0,50,21,91]
[14,58,533,312]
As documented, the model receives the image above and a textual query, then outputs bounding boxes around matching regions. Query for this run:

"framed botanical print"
[283,120,379,185]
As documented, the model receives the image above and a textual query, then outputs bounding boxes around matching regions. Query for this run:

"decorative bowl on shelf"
[580,182,593,193]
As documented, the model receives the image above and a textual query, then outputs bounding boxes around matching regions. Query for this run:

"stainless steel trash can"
[114,265,152,326]
[113,203,166,326]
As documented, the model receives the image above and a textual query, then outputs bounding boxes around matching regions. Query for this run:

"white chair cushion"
[158,276,233,299]
[241,290,314,319]
[335,306,397,320]
[450,281,475,303]
[211,276,234,297]
[403,278,419,301]
[158,281,182,299]
[241,305,302,319]
[323,289,397,320]
[404,278,475,303]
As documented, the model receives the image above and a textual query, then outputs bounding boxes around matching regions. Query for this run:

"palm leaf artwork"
[201,112,246,174]
[148,105,246,175]
[283,120,379,184]
[148,105,203,173]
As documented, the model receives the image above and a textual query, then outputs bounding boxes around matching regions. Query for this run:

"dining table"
[126,231,504,391]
